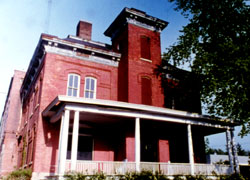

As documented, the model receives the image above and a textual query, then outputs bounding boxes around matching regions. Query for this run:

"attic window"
[140,36,151,60]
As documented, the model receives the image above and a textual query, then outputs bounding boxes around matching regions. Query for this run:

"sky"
[0,0,249,151]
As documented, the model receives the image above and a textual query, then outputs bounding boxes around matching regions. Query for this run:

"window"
[141,77,152,105]
[84,77,96,99]
[140,36,151,60]
[67,74,80,97]
[67,135,93,160]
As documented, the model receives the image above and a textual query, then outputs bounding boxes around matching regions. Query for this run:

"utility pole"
[45,0,52,33]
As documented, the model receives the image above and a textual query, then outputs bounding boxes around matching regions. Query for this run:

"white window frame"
[67,74,80,97]
[84,77,97,99]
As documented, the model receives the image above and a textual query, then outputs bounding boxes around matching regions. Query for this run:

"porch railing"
[65,160,233,175]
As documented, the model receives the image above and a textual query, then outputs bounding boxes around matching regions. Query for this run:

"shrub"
[64,170,169,180]
[173,175,185,180]
[219,173,246,180]
[5,168,32,180]
[64,171,106,180]
[185,175,207,180]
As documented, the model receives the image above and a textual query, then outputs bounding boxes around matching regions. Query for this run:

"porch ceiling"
[42,95,238,131]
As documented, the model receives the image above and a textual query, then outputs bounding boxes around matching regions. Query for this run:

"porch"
[65,160,233,175]
[42,95,238,177]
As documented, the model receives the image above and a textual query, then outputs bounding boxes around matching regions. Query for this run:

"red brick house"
[0,8,239,179]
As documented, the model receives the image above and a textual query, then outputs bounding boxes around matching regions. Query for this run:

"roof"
[104,7,168,39]
[64,36,112,52]
[42,95,238,133]
[20,34,121,101]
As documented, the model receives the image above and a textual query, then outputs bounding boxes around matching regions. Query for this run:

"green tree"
[236,143,248,156]
[162,0,250,136]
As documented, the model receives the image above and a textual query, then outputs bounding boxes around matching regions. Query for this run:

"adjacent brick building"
[0,8,239,179]
[0,70,25,175]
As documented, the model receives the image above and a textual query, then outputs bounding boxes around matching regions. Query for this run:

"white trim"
[43,38,121,58]
[43,96,235,129]
[135,117,141,172]
[58,110,70,176]
[71,111,80,171]
[187,124,194,175]
[45,45,119,67]
[64,104,229,129]
[140,58,152,63]
[58,96,202,118]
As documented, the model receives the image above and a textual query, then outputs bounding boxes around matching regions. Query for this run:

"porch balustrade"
[65,160,233,175]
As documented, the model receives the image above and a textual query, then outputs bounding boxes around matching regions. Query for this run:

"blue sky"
[0,0,249,151]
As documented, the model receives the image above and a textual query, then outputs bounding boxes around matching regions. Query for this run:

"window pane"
[85,91,89,98]
[69,75,73,87]
[67,135,72,159]
[73,89,77,97]
[91,79,95,91]
[77,136,93,160]
[90,92,94,99]
[86,78,90,90]
[68,88,72,96]
[74,76,78,88]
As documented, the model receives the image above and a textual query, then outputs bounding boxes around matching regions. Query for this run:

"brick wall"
[0,70,25,176]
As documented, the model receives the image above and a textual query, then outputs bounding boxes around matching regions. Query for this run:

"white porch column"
[135,117,141,172]
[226,129,234,173]
[71,111,80,171]
[230,129,240,174]
[187,124,194,175]
[58,110,70,177]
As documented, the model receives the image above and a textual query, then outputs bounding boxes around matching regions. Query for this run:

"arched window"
[67,74,80,97]
[84,77,97,99]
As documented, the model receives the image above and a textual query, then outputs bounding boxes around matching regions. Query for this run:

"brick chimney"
[76,21,92,40]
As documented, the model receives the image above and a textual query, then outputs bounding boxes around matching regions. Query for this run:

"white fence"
[65,160,233,175]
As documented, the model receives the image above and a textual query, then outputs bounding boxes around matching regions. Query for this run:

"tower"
[105,8,168,107]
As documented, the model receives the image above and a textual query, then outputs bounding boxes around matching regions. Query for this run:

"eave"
[20,34,121,101]
[104,7,169,38]
[42,95,238,131]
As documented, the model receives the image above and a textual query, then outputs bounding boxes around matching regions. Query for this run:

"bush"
[64,171,106,180]
[185,175,207,180]
[173,175,185,180]
[64,171,249,180]
[64,170,169,180]
[219,173,246,180]
[5,168,32,180]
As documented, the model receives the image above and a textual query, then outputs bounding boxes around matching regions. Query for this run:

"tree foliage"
[163,0,250,135]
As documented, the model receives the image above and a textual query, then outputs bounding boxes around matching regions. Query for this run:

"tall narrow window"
[141,77,152,105]
[67,74,80,97]
[84,77,97,99]
[140,36,151,60]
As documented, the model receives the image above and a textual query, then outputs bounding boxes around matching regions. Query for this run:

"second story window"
[67,74,80,97]
[140,36,151,60]
[141,77,152,105]
[84,77,96,99]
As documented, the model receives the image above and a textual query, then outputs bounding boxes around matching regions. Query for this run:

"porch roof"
[42,95,238,130]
